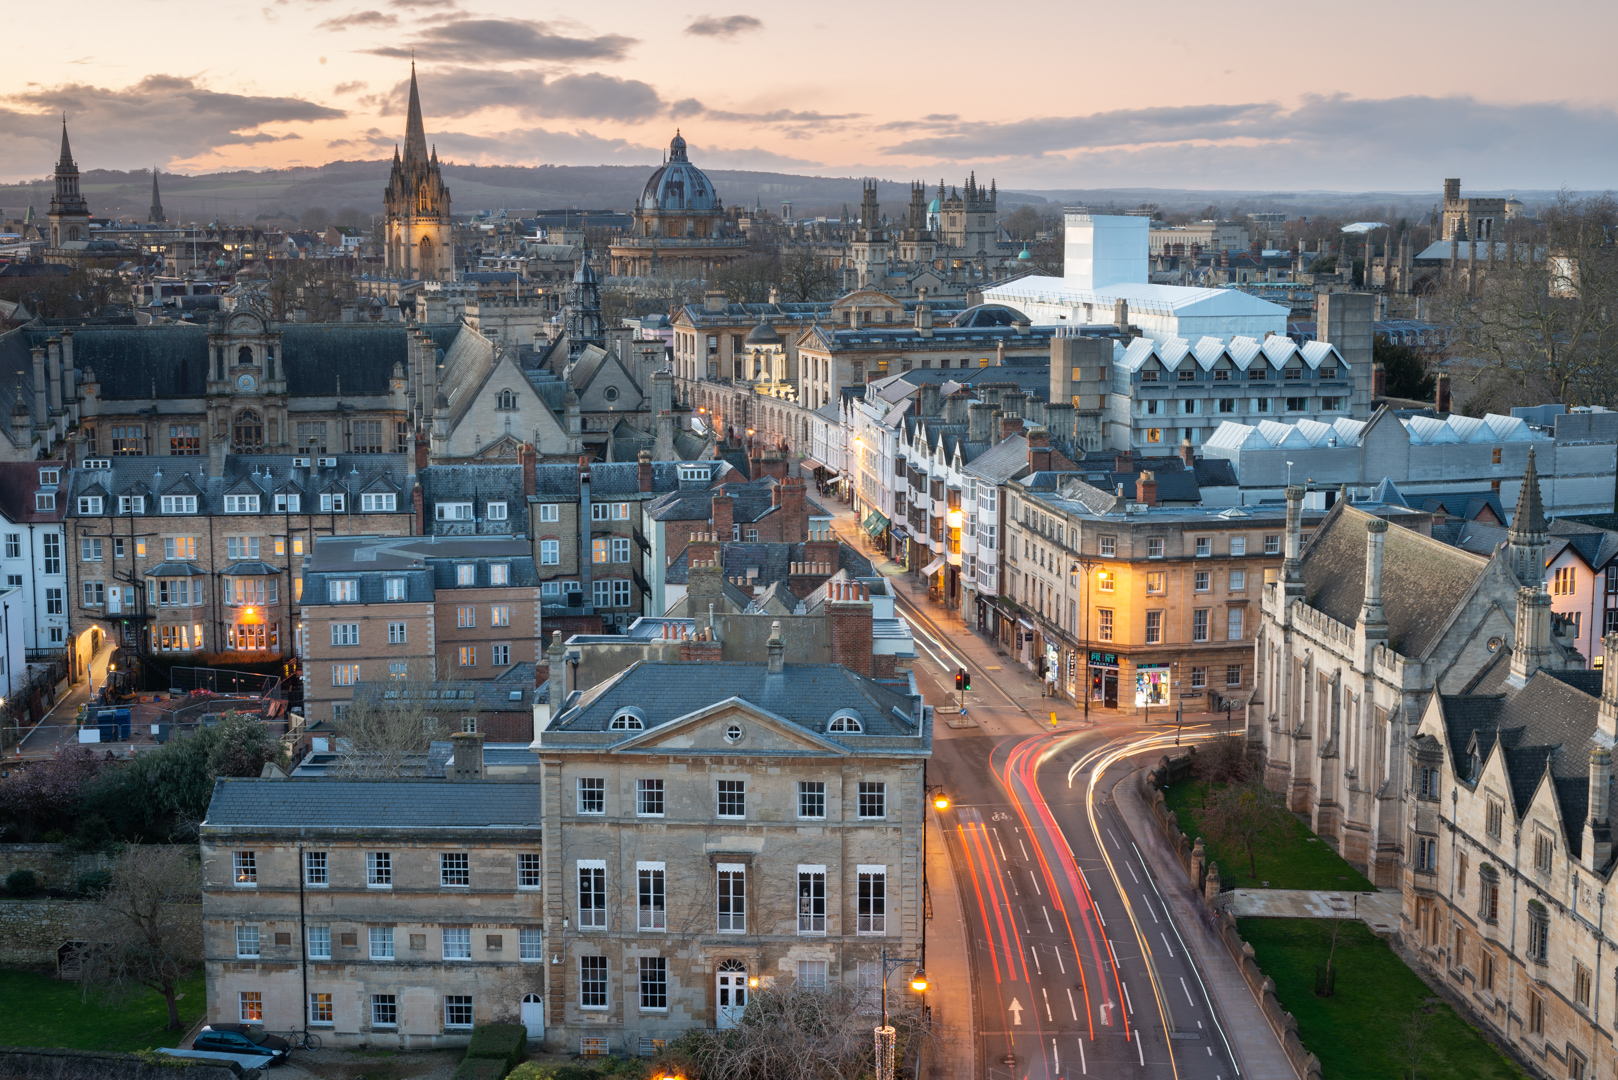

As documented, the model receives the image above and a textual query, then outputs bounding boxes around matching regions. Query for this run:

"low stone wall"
[1142,755,1325,1080]
[0,844,113,892]
[0,899,92,967]
[0,1047,255,1080]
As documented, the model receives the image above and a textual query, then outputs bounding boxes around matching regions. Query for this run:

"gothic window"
[233,409,264,450]
[498,390,517,410]
[419,237,434,263]
[237,346,254,367]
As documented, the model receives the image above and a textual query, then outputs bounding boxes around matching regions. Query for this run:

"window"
[239,990,263,1022]
[224,494,260,514]
[3,534,15,559]
[274,493,301,513]
[717,864,746,932]
[519,928,542,961]
[612,580,631,608]
[1147,537,1164,559]
[1534,831,1554,873]
[578,861,607,928]
[1190,666,1207,689]
[1576,962,1593,1009]
[1145,610,1162,644]
[331,622,359,646]
[489,564,510,588]
[591,503,609,522]
[309,993,333,1025]
[1145,571,1165,594]
[638,864,666,931]
[304,851,328,886]
[509,852,540,891]
[225,536,260,561]
[77,496,104,516]
[327,579,357,602]
[1230,569,1246,591]
[1098,608,1114,641]
[718,779,746,818]
[799,781,826,819]
[491,604,510,627]
[361,492,396,512]
[858,781,887,819]
[1228,607,1245,640]
[234,851,257,885]
[441,852,470,887]
[381,577,406,602]
[1192,609,1209,642]
[351,420,383,454]
[455,564,476,586]
[1416,836,1437,872]
[612,537,631,563]
[580,956,608,1009]
[539,504,560,522]
[82,582,104,607]
[592,539,609,565]
[458,646,477,668]
[1479,865,1500,920]
[1553,566,1576,595]
[1096,568,1114,593]
[492,643,509,666]
[578,777,605,814]
[1099,535,1116,557]
[388,621,407,644]
[1264,534,1281,555]
[35,491,55,512]
[442,927,471,960]
[369,926,394,959]
[1418,765,1439,799]
[540,540,559,564]
[637,779,664,817]
[1527,901,1550,963]
[1528,992,1545,1033]
[1194,570,1210,592]
[308,926,331,960]
[798,867,827,933]
[320,492,346,513]
[1225,663,1243,687]
[372,994,398,1027]
[332,663,360,686]
[443,995,473,1029]
[1486,800,1504,838]
[1322,396,1344,411]
[236,924,260,959]
[858,867,887,934]
[45,588,63,614]
[368,852,392,887]
[1229,536,1247,557]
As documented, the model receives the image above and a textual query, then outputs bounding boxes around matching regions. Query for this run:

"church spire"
[1508,446,1549,588]
[403,61,428,162]
[148,166,166,224]
[58,116,74,168]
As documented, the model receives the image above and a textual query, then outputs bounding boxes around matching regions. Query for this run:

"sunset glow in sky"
[3,0,1615,190]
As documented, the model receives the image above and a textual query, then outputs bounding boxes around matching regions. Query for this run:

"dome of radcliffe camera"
[746,321,780,345]
[640,131,720,214]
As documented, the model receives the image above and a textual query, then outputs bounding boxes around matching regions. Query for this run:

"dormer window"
[827,711,863,733]
[224,494,260,514]
[78,496,104,515]
[39,469,59,486]
[610,707,646,730]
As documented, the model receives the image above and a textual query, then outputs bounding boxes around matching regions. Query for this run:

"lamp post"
[874,945,928,1080]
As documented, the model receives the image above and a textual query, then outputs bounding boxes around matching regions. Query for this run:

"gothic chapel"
[384,62,453,280]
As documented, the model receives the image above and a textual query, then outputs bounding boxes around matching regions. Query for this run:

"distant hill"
[0,158,1565,227]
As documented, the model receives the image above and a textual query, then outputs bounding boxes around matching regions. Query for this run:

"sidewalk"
[922,810,976,1080]
[18,636,114,760]
[1112,770,1300,1080]
[1228,889,1400,932]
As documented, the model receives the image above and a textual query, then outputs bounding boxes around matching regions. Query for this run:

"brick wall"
[826,582,874,678]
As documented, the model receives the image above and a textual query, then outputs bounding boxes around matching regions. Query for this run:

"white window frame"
[637,861,667,932]
[539,504,560,522]
[441,927,472,961]
[224,494,260,513]
[486,501,508,521]
[798,865,827,935]
[858,865,887,935]
[361,492,397,512]
[578,859,607,929]
[369,926,394,960]
[716,862,746,933]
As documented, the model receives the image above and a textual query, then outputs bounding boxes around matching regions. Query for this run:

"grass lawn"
[0,968,206,1052]
[1239,919,1525,1080]
[1163,780,1375,891]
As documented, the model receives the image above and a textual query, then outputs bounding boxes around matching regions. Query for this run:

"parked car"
[193,1024,290,1064]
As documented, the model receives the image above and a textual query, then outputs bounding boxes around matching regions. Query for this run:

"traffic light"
[954,670,964,690]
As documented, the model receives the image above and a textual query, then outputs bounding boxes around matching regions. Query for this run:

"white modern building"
[0,461,70,656]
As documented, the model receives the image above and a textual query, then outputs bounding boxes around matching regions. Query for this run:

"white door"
[520,994,543,1041]
[717,962,748,1029]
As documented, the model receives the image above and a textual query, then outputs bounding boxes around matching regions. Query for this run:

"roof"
[0,460,67,523]
[1300,503,1491,658]
[531,460,733,499]
[962,434,1030,484]
[202,778,543,830]
[983,274,1291,319]
[62,454,413,519]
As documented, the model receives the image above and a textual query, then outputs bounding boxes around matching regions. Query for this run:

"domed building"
[608,133,749,281]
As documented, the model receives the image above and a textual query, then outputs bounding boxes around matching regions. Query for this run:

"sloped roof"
[203,778,542,829]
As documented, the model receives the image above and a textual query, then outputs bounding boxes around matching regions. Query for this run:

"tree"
[1191,735,1250,797]
[331,676,452,778]
[780,249,838,302]
[300,206,331,230]
[711,252,783,304]
[0,745,109,841]
[78,845,203,1031]
[1199,780,1292,879]
[1398,1003,1434,1080]
[1374,336,1436,401]
[1438,190,1618,409]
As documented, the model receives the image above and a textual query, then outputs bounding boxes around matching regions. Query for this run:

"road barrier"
[1141,754,1324,1080]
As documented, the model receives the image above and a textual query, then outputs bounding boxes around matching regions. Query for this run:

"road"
[903,592,1243,1080]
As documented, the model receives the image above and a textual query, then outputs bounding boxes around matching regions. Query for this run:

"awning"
[920,555,947,577]
[861,511,889,537]
[890,526,909,541]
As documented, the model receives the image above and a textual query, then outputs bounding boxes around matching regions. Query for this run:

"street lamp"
[874,946,928,1080]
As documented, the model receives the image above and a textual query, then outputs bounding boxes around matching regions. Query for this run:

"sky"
[2,0,1616,192]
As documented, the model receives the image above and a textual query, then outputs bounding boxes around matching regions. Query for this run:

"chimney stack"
[638,448,653,493]
[1283,485,1305,594]
[1114,448,1134,474]
[1136,470,1158,507]
[448,731,484,781]
[1179,439,1194,468]
[711,490,734,541]
[1026,427,1052,473]
[546,632,567,717]
[826,580,875,677]
[1000,415,1024,441]
[1435,373,1452,414]
[521,442,537,497]
[767,620,785,674]
[1371,362,1387,400]
[1360,517,1389,635]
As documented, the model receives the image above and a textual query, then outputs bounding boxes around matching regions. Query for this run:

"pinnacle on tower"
[149,166,166,224]
[403,61,428,163]
[57,116,74,168]
[1508,446,1549,588]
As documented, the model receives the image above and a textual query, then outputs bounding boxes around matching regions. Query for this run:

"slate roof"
[353,664,537,713]
[1300,503,1490,657]
[422,464,527,536]
[62,454,412,520]
[0,460,67,523]
[1549,520,1618,570]
[962,434,1030,484]
[644,476,823,525]
[548,660,925,745]
[530,460,734,499]
[665,540,874,588]
[202,777,543,829]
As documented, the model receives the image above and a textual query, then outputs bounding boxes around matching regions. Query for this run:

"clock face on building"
[238,374,256,392]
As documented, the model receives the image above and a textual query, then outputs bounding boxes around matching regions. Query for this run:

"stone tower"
[148,166,165,225]
[564,247,606,362]
[1508,447,1548,588]
[939,173,998,256]
[47,119,91,248]
[850,179,889,289]
[383,63,454,280]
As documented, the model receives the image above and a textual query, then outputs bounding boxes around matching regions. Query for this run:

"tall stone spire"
[148,166,166,224]
[47,117,90,247]
[58,118,75,168]
[403,61,428,163]
[1508,446,1548,587]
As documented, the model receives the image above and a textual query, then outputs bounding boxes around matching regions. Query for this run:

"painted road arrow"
[1008,998,1024,1026]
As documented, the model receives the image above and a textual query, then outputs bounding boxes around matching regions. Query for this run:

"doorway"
[717,959,748,1029]
[520,994,543,1041]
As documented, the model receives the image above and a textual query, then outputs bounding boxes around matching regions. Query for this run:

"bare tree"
[780,249,838,302]
[1191,735,1250,797]
[331,671,452,778]
[78,845,203,1031]
[1199,780,1293,880]
[1399,1004,1434,1080]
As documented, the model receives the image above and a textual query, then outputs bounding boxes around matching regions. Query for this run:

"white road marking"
[1137,1034,1145,1067]
[1122,981,1134,1015]
[1019,838,1031,860]
[1181,977,1196,1006]
[1066,988,1078,1021]
[1052,1040,1060,1076]
[994,831,1008,861]
[1078,1038,1087,1074]
[1146,898,1159,923]
[1031,946,1042,975]
[1030,872,1042,895]
[1055,945,1066,974]
[1126,861,1139,883]
[1043,906,1054,933]
[1042,987,1053,1022]
[1161,932,1175,958]
[1208,1047,1214,1057]
[1107,828,1121,849]
[1107,939,1119,966]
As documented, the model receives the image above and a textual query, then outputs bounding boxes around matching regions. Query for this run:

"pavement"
[1113,771,1301,1080]
[922,810,976,1080]
[16,636,112,760]
[1226,888,1401,932]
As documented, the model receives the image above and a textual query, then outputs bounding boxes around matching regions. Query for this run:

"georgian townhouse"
[1543,521,1618,669]
[63,451,414,671]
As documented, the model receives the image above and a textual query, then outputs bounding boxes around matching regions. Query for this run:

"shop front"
[1015,617,1036,670]
[1042,640,1059,695]
[1135,662,1171,714]
[1088,650,1119,709]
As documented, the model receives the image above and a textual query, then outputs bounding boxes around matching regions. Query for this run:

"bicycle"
[281,1030,322,1051]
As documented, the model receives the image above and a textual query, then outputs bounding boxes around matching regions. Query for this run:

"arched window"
[232,409,264,449]
[827,711,863,733]
[419,236,434,263]
[609,707,645,731]
[237,346,254,367]
[1526,899,1550,963]
[498,389,517,410]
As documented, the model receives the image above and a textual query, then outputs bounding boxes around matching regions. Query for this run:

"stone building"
[607,134,749,281]
[0,460,70,654]
[1254,454,1581,885]
[383,64,454,281]
[1403,630,1618,1080]
[533,628,931,1051]
[199,764,546,1049]
[62,453,415,674]
[299,535,541,725]
[1441,177,1508,242]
